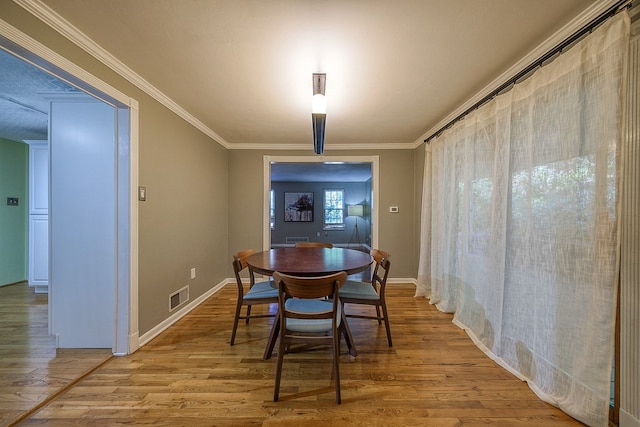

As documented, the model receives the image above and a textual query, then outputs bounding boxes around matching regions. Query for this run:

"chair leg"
[375,305,382,325]
[333,329,341,404]
[340,311,358,357]
[230,300,243,345]
[273,326,286,402]
[263,313,280,360]
[245,305,252,324]
[370,283,382,325]
[380,302,392,347]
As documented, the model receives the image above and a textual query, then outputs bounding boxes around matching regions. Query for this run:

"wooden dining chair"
[295,241,333,248]
[339,249,393,347]
[230,249,279,345]
[271,270,353,404]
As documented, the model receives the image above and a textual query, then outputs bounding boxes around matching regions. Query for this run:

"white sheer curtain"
[416,13,629,427]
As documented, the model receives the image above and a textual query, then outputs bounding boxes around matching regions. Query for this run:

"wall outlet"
[389,206,399,213]
[190,268,196,279]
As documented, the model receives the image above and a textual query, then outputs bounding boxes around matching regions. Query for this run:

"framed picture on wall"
[284,192,314,222]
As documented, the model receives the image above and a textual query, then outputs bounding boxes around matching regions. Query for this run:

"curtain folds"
[417,12,630,427]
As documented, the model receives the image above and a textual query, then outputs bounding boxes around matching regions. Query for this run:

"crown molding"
[14,0,231,149]
[229,142,416,150]
[413,0,622,148]
[0,18,133,109]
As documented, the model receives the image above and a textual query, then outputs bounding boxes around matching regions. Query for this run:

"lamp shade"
[347,204,364,217]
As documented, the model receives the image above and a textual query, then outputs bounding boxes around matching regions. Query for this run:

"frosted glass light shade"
[312,94,326,114]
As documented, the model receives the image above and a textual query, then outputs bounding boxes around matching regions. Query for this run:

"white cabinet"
[25,140,49,293]
[29,215,48,290]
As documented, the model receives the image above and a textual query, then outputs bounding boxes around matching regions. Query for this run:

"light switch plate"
[138,186,146,201]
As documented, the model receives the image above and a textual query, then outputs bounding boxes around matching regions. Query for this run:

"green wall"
[0,138,28,286]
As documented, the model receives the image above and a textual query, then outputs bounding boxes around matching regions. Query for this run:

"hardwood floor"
[6,282,585,426]
[0,282,112,427]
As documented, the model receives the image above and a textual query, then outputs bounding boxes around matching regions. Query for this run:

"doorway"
[0,28,138,355]
[263,155,379,251]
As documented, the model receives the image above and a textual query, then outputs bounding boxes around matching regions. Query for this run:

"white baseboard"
[126,331,139,355]
[621,408,640,427]
[137,279,230,348]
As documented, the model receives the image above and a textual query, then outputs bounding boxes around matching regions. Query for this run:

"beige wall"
[137,101,228,333]
[228,149,420,278]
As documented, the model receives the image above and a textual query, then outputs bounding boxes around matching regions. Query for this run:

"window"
[270,189,275,229]
[324,189,344,229]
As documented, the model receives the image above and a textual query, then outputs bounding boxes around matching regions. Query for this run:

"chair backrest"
[273,271,347,319]
[370,249,391,289]
[273,271,347,300]
[295,242,334,248]
[232,249,257,287]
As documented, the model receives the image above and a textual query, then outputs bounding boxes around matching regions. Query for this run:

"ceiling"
[0,49,78,142]
[0,0,603,152]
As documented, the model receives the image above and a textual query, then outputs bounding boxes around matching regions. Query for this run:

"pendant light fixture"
[312,73,326,154]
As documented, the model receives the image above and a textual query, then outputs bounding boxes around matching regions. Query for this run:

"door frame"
[0,20,139,355]
[263,155,379,251]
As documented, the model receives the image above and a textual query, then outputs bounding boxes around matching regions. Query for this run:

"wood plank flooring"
[5,282,585,426]
[0,282,112,427]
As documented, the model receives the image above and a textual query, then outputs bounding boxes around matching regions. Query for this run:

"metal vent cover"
[169,285,189,311]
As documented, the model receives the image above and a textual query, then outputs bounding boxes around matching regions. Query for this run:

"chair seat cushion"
[339,281,380,300]
[244,280,279,300]
[284,298,342,332]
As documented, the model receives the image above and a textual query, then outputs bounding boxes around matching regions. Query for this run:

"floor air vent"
[169,285,189,311]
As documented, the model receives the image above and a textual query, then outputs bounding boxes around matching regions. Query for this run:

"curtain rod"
[424,0,632,144]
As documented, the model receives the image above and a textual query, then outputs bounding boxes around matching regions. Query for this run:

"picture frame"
[284,192,314,222]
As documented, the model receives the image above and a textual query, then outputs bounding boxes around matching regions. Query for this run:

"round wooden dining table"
[246,246,373,277]
[246,247,372,359]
